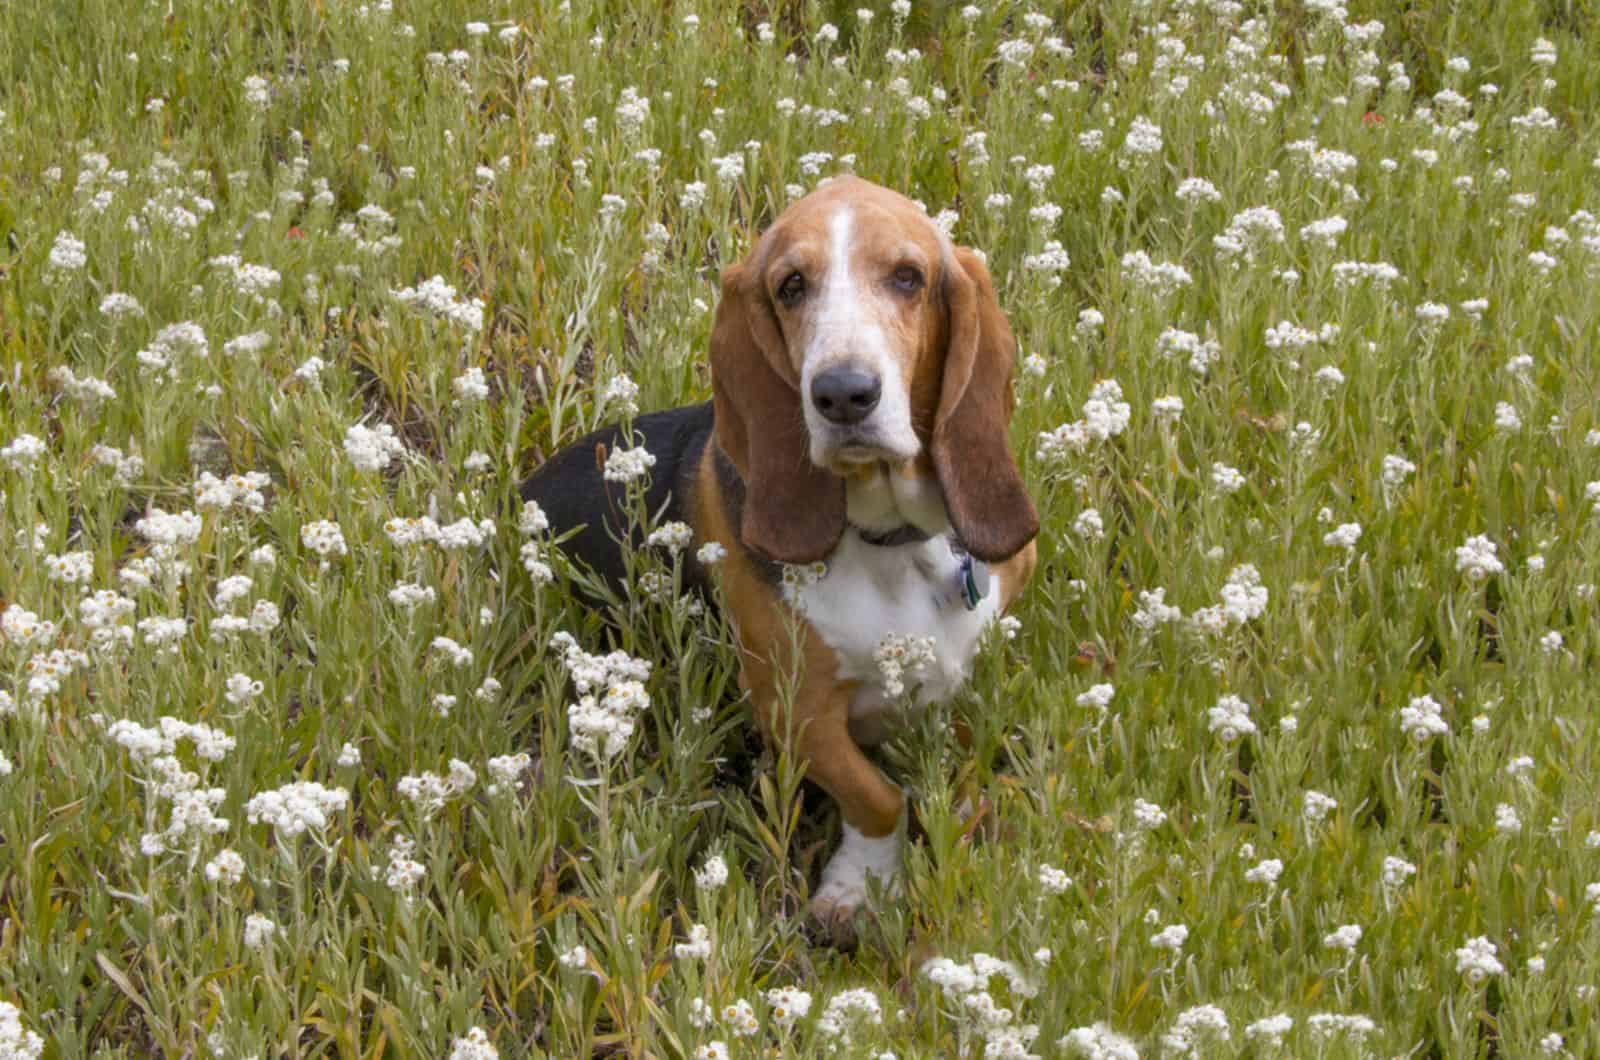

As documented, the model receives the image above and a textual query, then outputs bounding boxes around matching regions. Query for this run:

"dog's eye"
[776,271,806,306]
[891,265,923,293]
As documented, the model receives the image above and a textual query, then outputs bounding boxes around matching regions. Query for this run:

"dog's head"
[709,176,1038,565]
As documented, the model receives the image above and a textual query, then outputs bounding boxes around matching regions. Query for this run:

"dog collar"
[854,524,935,547]
[949,540,990,611]
[957,552,989,610]
[850,526,990,611]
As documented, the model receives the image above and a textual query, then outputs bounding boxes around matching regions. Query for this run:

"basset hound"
[522,176,1038,934]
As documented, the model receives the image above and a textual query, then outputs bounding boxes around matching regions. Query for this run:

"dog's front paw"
[810,820,903,940]
[810,874,871,931]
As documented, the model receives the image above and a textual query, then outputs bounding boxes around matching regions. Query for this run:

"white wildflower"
[604,445,656,483]
[1161,1004,1230,1058]
[245,781,350,839]
[1399,694,1449,743]
[1061,1023,1139,1060]
[1303,790,1338,823]
[243,913,280,950]
[1455,936,1504,984]
[695,853,729,891]
[1207,694,1257,743]
[1455,534,1503,581]
[344,423,407,472]
[675,923,713,961]
[1323,924,1363,951]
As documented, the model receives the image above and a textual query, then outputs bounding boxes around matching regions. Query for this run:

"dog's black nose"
[810,367,882,425]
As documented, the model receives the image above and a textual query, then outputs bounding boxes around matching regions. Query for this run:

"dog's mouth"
[832,443,888,465]
[816,434,917,476]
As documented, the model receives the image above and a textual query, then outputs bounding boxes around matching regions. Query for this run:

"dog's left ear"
[932,246,1039,563]
[709,253,847,564]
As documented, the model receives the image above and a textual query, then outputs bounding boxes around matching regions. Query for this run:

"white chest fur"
[786,532,999,742]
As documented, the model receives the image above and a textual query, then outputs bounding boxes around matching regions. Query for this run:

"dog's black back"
[519,402,717,597]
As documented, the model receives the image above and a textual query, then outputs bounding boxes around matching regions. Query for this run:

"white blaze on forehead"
[800,203,869,395]
[816,204,857,347]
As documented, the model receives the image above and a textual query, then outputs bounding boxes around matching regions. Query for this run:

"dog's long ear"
[709,252,846,564]
[931,246,1039,562]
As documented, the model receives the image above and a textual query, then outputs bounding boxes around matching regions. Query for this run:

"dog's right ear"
[709,252,846,565]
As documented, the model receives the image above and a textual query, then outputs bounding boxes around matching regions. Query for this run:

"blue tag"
[960,554,989,611]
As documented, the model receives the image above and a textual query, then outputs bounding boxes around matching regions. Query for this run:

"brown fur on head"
[709,176,1037,565]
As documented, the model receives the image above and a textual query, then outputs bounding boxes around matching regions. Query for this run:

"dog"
[521,176,1038,934]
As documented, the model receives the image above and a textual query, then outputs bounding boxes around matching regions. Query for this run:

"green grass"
[3,0,1600,1055]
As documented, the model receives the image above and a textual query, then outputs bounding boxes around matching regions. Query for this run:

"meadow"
[3,0,1600,1055]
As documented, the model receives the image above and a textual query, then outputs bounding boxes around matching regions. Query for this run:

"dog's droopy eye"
[776,271,806,307]
[890,265,923,293]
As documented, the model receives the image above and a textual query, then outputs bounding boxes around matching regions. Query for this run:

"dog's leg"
[701,455,910,936]
[792,695,906,931]
[742,650,904,937]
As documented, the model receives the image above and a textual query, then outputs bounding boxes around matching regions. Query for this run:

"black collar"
[854,523,935,547]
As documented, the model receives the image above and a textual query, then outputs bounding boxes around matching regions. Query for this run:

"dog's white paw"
[811,871,874,927]
[811,819,903,934]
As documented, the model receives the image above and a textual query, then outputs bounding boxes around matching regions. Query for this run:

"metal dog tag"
[959,554,990,611]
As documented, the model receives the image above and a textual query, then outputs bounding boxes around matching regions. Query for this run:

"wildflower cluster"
[550,631,652,766]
